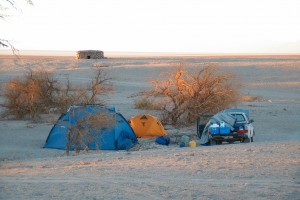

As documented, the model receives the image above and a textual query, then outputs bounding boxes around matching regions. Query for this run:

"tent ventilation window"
[141,115,148,120]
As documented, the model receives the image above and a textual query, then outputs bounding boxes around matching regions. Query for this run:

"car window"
[232,114,246,122]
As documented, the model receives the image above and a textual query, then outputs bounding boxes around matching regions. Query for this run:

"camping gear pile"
[179,135,197,148]
[197,109,254,145]
[197,111,236,145]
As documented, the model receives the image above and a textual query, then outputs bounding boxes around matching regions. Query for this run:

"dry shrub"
[2,70,58,119]
[134,96,164,110]
[148,63,240,126]
[2,67,112,119]
[55,69,112,113]
[240,94,264,102]
[66,109,116,155]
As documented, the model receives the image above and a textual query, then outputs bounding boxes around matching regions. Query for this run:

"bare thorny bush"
[56,68,112,114]
[141,63,240,126]
[66,109,116,155]
[1,67,112,119]
[2,70,59,119]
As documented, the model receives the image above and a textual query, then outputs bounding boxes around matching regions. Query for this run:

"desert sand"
[0,54,299,199]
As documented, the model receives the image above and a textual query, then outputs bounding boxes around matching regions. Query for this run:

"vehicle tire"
[228,140,234,144]
[250,136,254,142]
[210,139,216,145]
[242,138,250,143]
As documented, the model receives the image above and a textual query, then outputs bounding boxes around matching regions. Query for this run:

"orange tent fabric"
[129,114,168,138]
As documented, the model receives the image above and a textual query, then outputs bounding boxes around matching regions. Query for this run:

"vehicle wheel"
[242,138,250,143]
[250,136,254,142]
[210,139,216,145]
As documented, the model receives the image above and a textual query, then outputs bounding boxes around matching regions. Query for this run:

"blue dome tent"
[44,105,137,150]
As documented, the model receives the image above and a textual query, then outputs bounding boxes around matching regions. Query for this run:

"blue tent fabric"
[44,105,137,150]
[117,130,136,150]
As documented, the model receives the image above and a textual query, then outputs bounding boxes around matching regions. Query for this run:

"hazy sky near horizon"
[1,0,300,54]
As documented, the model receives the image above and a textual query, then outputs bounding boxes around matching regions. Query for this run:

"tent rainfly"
[77,50,104,59]
[44,105,137,150]
[129,114,168,138]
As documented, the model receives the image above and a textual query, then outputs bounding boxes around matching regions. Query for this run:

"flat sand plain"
[0,55,299,199]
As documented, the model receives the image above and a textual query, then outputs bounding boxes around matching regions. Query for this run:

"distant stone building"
[76,50,104,59]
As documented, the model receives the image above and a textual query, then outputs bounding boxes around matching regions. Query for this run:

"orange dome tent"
[129,114,168,138]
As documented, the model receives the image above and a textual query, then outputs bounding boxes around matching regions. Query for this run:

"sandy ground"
[0,55,300,199]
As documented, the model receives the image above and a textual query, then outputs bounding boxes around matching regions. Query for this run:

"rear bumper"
[209,133,248,141]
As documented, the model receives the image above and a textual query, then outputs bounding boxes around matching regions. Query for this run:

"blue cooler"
[209,126,220,135]
[220,127,230,134]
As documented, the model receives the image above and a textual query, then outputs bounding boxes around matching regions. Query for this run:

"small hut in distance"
[76,50,105,59]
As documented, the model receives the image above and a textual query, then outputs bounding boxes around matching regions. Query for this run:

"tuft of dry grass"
[240,94,264,102]
[248,81,300,87]
[134,97,165,110]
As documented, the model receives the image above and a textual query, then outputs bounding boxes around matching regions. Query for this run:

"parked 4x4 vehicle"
[197,109,255,145]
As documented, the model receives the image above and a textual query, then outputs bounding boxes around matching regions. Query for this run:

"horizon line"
[0,49,299,57]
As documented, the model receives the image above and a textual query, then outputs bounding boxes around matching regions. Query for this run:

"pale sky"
[1,0,300,54]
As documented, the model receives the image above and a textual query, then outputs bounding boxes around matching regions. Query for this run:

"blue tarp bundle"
[155,136,170,146]
[44,105,137,150]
